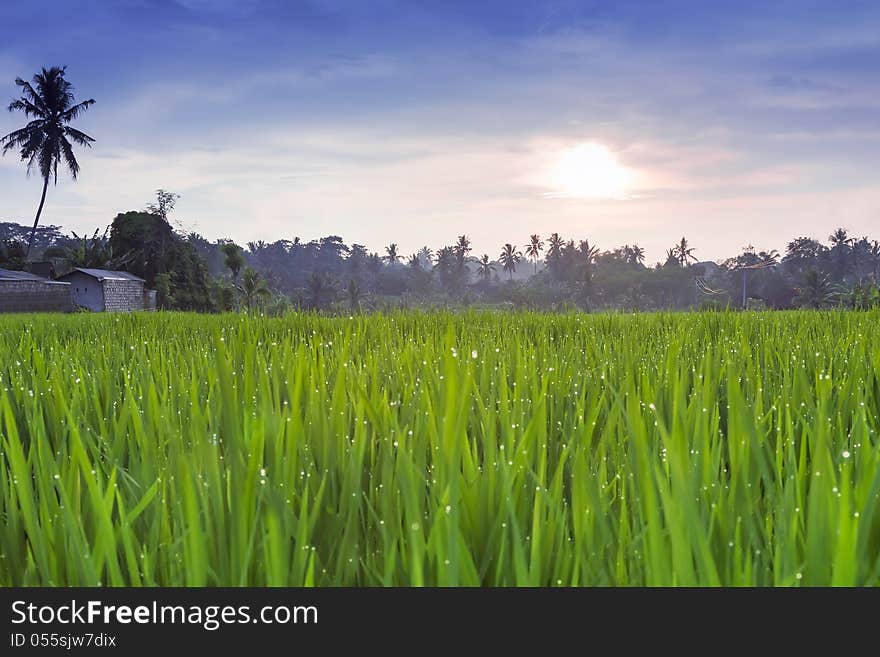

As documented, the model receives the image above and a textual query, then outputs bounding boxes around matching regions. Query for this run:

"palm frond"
[63,126,95,147]
[60,98,95,122]
[13,78,50,116]
[59,136,80,179]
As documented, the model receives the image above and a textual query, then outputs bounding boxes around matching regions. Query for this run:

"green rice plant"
[0,309,878,586]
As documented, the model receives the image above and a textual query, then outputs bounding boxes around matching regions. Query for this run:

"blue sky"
[2,0,880,262]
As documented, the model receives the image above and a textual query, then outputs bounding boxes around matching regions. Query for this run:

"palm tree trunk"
[26,176,50,261]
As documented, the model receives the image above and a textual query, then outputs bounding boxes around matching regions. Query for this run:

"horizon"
[3,1,880,264]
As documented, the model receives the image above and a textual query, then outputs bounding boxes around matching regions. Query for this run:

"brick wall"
[102,280,145,312]
[0,280,72,313]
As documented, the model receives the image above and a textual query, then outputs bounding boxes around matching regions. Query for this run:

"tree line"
[3,203,879,312]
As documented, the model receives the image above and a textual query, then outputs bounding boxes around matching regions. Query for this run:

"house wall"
[66,272,105,311]
[103,279,145,312]
[0,280,72,313]
[144,289,157,311]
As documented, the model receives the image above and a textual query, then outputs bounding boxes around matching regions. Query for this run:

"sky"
[2,0,880,264]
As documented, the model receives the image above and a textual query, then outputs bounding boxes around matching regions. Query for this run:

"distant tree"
[673,237,696,267]
[407,253,421,269]
[1,66,95,259]
[499,243,521,280]
[433,246,457,293]
[525,234,544,274]
[384,243,400,265]
[417,246,433,268]
[239,267,270,311]
[663,248,679,268]
[64,227,124,268]
[476,254,495,281]
[453,235,472,265]
[346,278,363,311]
[545,232,564,278]
[794,269,835,309]
[306,271,336,310]
[220,242,245,284]
[829,227,852,278]
[628,244,646,265]
[870,240,880,280]
[0,238,26,270]
[145,190,180,224]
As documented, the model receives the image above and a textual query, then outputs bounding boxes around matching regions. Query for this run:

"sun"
[547,142,634,200]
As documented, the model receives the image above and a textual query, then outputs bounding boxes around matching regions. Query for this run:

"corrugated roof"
[60,268,145,282]
[0,267,48,281]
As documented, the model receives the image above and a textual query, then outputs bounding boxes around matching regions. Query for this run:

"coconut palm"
[673,237,697,266]
[239,267,270,311]
[499,243,521,280]
[453,235,471,261]
[629,244,646,265]
[220,242,245,284]
[794,269,835,309]
[1,66,96,259]
[346,279,363,311]
[407,253,421,269]
[476,254,495,281]
[525,234,544,274]
[417,246,433,268]
[384,243,400,265]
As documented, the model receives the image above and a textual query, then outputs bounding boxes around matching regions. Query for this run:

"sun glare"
[547,142,634,200]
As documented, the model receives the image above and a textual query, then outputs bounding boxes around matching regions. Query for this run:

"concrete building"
[58,268,152,312]
[0,268,72,313]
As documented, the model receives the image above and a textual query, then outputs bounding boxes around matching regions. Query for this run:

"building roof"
[60,268,145,282]
[0,267,48,281]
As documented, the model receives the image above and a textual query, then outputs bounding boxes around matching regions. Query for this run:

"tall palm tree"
[453,235,472,260]
[239,267,270,311]
[525,234,544,274]
[629,244,646,265]
[499,243,521,280]
[476,254,495,281]
[673,237,696,266]
[384,243,400,265]
[794,269,835,309]
[220,242,245,284]
[1,66,95,259]
[407,253,421,269]
[870,240,880,280]
[417,246,433,268]
[829,227,851,249]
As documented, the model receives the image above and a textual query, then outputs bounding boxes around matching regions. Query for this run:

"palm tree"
[673,237,696,267]
[417,246,433,268]
[664,248,679,268]
[525,234,544,274]
[220,242,245,284]
[239,267,270,311]
[306,272,336,310]
[829,227,851,249]
[629,244,646,265]
[1,66,96,259]
[384,243,400,265]
[870,240,880,281]
[476,254,495,281]
[794,269,835,309]
[346,279,362,311]
[453,235,471,260]
[499,243,521,280]
[407,253,421,269]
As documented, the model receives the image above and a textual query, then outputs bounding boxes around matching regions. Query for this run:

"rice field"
[1,310,879,586]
